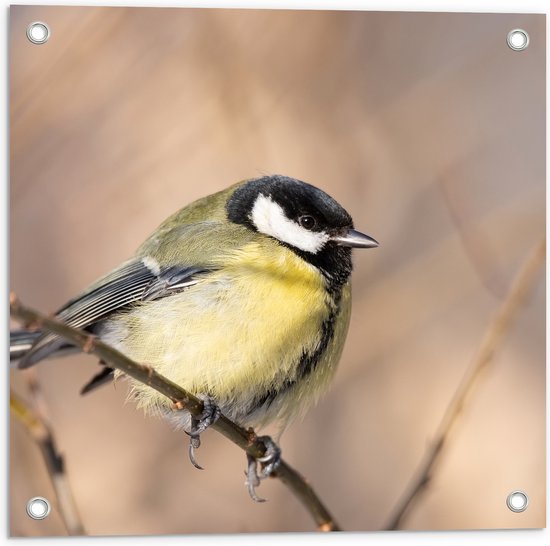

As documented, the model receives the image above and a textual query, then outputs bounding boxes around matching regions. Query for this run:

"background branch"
[438,158,507,299]
[9,295,340,532]
[385,238,545,530]
[10,390,85,535]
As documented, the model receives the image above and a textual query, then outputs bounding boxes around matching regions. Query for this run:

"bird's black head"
[226,175,378,291]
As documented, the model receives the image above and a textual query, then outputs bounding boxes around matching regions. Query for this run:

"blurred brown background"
[9,6,545,536]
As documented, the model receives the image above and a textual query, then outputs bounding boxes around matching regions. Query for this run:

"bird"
[11,174,378,500]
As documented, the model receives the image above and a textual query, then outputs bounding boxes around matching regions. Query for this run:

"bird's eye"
[298,215,316,230]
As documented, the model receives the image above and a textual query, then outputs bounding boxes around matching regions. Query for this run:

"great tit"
[11,174,378,496]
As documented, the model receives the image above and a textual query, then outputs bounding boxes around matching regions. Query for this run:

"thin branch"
[438,165,507,299]
[10,390,85,535]
[9,294,340,532]
[386,237,545,530]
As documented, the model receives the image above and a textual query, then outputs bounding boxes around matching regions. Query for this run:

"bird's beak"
[331,228,379,249]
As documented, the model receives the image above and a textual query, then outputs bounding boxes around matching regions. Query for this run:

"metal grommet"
[26,22,51,45]
[26,497,51,520]
[507,29,529,51]
[506,490,529,513]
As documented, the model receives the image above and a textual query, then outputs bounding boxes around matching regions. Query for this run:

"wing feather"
[19,221,255,368]
[19,259,210,367]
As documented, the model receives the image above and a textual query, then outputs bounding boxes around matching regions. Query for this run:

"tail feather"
[10,330,43,362]
[80,365,115,395]
[10,329,113,394]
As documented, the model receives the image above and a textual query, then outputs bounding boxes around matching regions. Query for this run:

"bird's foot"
[186,396,221,470]
[245,435,282,502]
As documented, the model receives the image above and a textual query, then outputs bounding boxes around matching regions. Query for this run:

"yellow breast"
[110,241,345,426]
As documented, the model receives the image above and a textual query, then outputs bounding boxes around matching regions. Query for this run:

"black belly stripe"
[247,289,342,413]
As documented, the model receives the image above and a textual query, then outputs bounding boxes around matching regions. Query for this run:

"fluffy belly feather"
[99,243,349,428]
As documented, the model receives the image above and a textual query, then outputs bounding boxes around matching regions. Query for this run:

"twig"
[439,165,507,299]
[385,238,545,530]
[10,390,85,535]
[9,294,340,532]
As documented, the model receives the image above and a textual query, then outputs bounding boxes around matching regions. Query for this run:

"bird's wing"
[57,260,208,329]
[19,259,212,368]
[19,221,256,368]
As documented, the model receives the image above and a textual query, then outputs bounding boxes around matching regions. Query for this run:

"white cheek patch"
[250,194,329,254]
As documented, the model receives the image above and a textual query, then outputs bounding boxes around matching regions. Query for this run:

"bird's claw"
[188,436,203,470]
[186,396,221,470]
[246,453,266,502]
[257,436,282,478]
[244,436,282,502]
